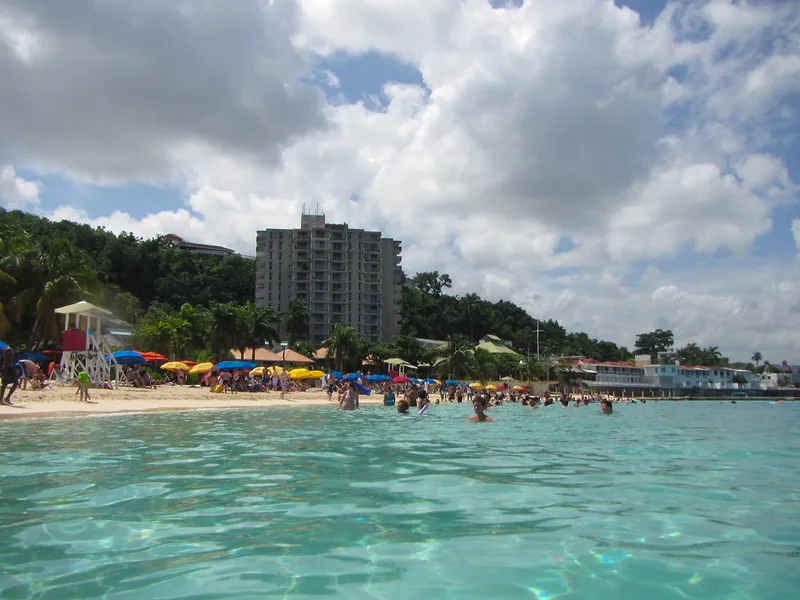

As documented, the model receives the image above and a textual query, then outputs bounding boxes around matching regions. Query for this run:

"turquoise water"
[1,402,799,599]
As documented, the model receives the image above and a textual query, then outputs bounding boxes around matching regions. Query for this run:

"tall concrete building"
[255,213,403,344]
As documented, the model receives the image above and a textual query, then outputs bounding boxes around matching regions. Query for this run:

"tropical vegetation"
[0,209,792,380]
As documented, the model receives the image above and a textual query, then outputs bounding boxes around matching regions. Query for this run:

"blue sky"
[2,0,799,360]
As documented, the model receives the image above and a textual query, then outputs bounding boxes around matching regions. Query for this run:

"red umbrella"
[393,376,410,384]
[139,351,167,362]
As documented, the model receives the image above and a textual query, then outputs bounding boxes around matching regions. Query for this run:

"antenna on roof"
[301,202,306,216]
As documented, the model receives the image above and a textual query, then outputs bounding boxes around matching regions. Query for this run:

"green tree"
[470,347,495,384]
[285,297,310,345]
[410,271,452,296]
[324,325,361,372]
[240,303,279,360]
[436,335,473,380]
[751,351,762,370]
[633,329,674,362]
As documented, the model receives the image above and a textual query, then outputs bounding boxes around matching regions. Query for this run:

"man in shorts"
[77,370,92,402]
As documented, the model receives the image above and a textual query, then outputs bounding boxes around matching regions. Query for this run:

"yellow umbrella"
[250,366,265,376]
[189,362,214,375]
[267,366,287,376]
[469,382,483,389]
[485,384,498,391]
[161,361,190,371]
[512,385,525,391]
[289,368,312,380]
[307,370,325,378]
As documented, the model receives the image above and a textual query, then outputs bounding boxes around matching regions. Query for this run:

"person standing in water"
[468,396,493,422]
[339,382,358,411]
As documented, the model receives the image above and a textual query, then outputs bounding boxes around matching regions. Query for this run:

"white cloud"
[793,220,800,252]
[0,165,40,209]
[2,0,799,361]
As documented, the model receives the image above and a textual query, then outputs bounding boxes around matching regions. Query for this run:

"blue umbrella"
[410,377,419,383]
[424,378,438,384]
[376,374,392,382]
[364,374,381,382]
[444,380,462,386]
[330,370,343,379]
[342,372,361,381]
[0,340,8,350]
[18,352,48,362]
[106,350,146,365]
[216,360,257,371]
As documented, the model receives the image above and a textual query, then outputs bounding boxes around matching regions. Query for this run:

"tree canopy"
[2,210,784,375]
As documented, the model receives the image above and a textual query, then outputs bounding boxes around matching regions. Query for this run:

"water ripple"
[1,402,799,599]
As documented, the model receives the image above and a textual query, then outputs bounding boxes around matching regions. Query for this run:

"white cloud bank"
[1,0,799,361]
[0,165,39,209]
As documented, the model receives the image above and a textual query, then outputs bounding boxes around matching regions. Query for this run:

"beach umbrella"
[189,362,214,375]
[180,360,197,367]
[217,360,257,371]
[18,351,48,362]
[512,385,525,391]
[342,372,361,381]
[307,370,325,378]
[106,350,145,365]
[250,366,265,376]
[469,382,483,389]
[289,368,312,380]
[329,370,343,379]
[485,384,498,390]
[268,366,288,376]
[0,340,8,350]
[140,351,167,362]
[393,375,410,384]
[500,376,516,382]
[161,361,190,371]
[376,374,392,382]
[424,378,439,384]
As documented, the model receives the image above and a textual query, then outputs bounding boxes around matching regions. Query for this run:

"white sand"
[0,384,383,419]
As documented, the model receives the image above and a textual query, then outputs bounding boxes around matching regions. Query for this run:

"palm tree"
[751,351,762,370]
[436,334,473,380]
[324,325,361,372]
[209,302,239,361]
[460,293,481,342]
[470,347,495,384]
[240,304,279,360]
[285,297,310,345]
[701,345,722,367]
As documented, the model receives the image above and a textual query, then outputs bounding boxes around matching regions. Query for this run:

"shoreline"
[0,385,383,420]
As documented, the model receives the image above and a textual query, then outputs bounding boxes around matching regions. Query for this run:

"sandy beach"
[0,384,384,419]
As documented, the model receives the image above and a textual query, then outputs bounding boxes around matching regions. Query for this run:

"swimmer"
[397,399,410,414]
[468,397,493,422]
[600,399,613,414]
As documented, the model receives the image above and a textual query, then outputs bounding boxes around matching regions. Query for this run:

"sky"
[1,0,799,362]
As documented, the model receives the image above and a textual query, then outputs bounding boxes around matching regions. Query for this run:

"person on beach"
[1,347,20,406]
[76,370,92,402]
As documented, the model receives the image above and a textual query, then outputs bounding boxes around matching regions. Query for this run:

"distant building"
[255,213,403,344]
[415,337,448,350]
[476,334,521,357]
[164,234,235,256]
[643,364,760,390]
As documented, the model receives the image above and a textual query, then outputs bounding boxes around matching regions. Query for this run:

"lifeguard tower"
[55,301,132,388]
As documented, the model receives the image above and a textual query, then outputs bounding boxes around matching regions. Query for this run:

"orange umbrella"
[139,351,167,362]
